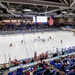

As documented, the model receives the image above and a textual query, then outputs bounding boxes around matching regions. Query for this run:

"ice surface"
[0,31,75,64]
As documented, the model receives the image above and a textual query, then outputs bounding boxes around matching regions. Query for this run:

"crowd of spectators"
[50,54,75,75]
[0,22,66,32]
[7,46,75,75]
[0,22,75,32]
[0,23,51,31]
[0,22,64,35]
[8,60,65,75]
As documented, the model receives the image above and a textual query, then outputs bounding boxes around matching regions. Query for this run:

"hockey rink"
[0,31,75,64]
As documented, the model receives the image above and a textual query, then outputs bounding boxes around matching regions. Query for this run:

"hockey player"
[50,36,51,39]
[21,40,23,44]
[73,31,75,36]
[42,39,45,43]
[38,36,40,38]
[10,43,12,47]
[60,40,62,44]
[47,38,49,41]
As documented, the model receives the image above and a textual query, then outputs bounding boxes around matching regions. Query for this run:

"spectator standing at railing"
[34,51,37,61]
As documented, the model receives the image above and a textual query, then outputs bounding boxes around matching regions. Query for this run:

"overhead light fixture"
[62,11,67,14]
[68,13,74,15]
[10,9,16,12]
[23,9,32,12]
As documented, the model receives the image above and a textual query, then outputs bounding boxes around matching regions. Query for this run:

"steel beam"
[70,0,75,7]
[1,0,69,8]
[63,0,68,4]
[0,2,16,16]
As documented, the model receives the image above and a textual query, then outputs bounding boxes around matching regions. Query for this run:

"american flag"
[48,15,54,25]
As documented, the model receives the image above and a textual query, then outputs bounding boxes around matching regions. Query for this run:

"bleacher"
[7,46,75,75]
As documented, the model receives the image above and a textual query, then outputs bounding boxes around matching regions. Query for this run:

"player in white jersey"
[21,40,23,44]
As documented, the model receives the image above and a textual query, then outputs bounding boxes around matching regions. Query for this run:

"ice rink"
[0,31,75,64]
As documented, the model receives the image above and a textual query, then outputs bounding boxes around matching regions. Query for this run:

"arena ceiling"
[0,0,75,17]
